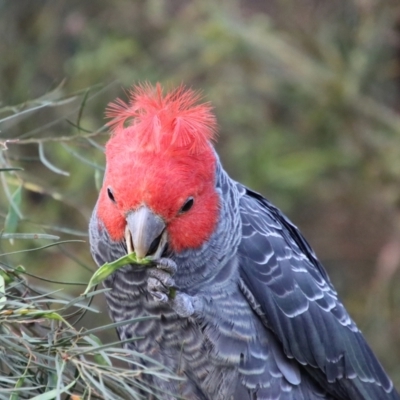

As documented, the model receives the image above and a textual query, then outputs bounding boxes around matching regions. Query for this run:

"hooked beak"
[125,206,167,259]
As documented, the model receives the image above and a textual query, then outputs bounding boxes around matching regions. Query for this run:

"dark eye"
[180,197,194,214]
[107,187,116,203]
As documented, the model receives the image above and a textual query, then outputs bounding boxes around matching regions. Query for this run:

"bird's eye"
[107,187,116,203]
[180,197,194,214]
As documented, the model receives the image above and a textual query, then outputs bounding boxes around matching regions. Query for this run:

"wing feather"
[237,186,398,399]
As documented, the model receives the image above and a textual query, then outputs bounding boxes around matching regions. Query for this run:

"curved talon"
[150,291,168,303]
[148,270,175,288]
[148,276,169,292]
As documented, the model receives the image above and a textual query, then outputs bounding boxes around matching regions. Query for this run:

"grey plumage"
[89,155,399,400]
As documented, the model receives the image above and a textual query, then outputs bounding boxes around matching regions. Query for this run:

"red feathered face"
[98,146,219,252]
[96,84,219,254]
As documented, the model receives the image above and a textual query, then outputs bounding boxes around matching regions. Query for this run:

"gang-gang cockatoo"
[89,83,399,400]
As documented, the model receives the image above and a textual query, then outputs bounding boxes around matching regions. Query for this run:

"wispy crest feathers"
[106,83,217,153]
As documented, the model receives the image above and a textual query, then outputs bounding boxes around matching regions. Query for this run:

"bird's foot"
[147,257,176,303]
[147,258,195,318]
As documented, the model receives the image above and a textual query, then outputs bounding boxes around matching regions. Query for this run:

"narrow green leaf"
[85,137,104,151]
[55,356,65,400]
[70,315,157,338]
[15,309,73,328]
[38,143,70,176]
[61,143,105,171]
[0,168,24,172]
[83,253,151,295]
[88,334,103,346]
[76,88,90,131]
[0,275,6,311]
[29,378,78,400]
[15,265,25,273]
[94,168,102,192]
[26,223,87,237]
[45,373,58,396]
[0,102,51,124]
[0,171,23,220]
[86,335,112,366]
[10,364,30,400]
[0,233,60,240]
[169,287,177,299]
[65,118,92,133]
[0,270,13,285]
[0,240,84,257]
[4,185,22,234]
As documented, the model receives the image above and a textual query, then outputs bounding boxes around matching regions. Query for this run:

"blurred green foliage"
[0,0,400,391]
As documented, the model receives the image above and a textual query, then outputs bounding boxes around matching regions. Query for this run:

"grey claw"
[154,258,177,274]
[150,291,168,302]
[146,258,180,306]
[148,270,175,289]
[148,276,169,292]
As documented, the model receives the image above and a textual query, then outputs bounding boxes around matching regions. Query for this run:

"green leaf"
[4,185,22,235]
[0,239,85,257]
[169,287,177,299]
[0,265,24,285]
[61,143,105,171]
[83,252,151,295]
[29,377,78,400]
[10,361,30,400]
[16,309,73,328]
[87,334,112,366]
[0,275,6,311]
[88,333,103,346]
[38,143,70,176]
[0,168,24,172]
[0,270,13,285]
[15,265,26,273]
[0,233,60,240]
[94,168,102,192]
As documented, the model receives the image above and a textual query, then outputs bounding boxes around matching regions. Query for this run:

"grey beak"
[125,206,166,259]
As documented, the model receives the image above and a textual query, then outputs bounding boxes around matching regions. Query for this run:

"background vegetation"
[0,0,400,395]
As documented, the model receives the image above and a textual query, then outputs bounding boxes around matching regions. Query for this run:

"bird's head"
[97,83,220,258]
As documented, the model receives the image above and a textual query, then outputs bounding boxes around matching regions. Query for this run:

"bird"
[89,83,399,400]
